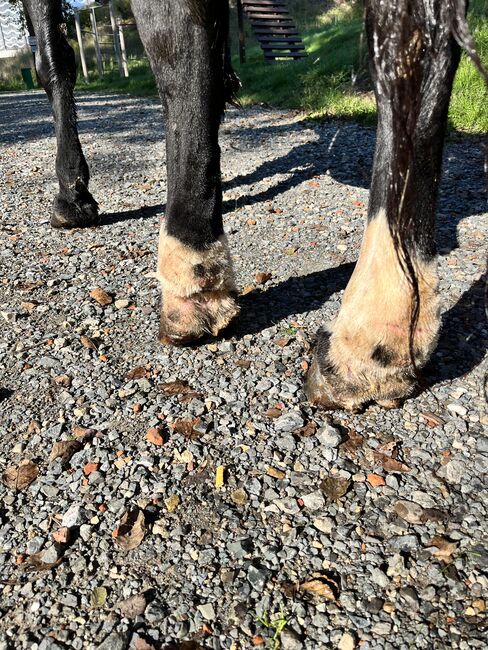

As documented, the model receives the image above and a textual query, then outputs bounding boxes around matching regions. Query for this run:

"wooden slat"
[243,0,307,62]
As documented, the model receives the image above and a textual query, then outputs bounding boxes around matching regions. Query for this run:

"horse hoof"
[51,195,99,229]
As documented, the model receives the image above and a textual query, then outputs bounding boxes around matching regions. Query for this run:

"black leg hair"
[22,0,98,228]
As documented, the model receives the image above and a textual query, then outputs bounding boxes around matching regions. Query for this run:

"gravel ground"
[0,91,487,650]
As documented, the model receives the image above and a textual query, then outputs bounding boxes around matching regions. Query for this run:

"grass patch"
[256,607,288,650]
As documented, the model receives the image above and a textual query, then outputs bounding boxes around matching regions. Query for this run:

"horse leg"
[22,0,98,228]
[131,0,239,344]
[306,0,461,410]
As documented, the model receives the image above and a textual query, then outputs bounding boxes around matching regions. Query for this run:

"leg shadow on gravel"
[100,203,165,225]
[232,262,355,337]
[426,274,487,384]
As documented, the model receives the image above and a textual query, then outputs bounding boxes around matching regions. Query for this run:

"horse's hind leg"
[132,0,239,344]
[306,0,461,411]
[22,0,99,228]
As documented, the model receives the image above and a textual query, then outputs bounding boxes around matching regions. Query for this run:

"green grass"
[1,1,486,133]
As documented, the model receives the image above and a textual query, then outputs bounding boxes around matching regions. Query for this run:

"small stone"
[338,632,356,650]
[447,403,467,417]
[280,629,302,650]
[370,567,389,588]
[61,503,88,528]
[393,500,425,524]
[114,299,129,309]
[388,534,419,551]
[197,603,216,620]
[313,517,334,534]
[164,494,180,512]
[444,459,466,484]
[274,411,304,433]
[371,622,391,636]
[231,488,248,506]
[247,564,269,590]
[301,490,326,511]
[26,536,44,555]
[96,631,128,650]
[399,586,419,611]
[317,424,342,448]
[89,287,112,306]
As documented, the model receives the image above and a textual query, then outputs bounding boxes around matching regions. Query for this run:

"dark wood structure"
[237,0,307,63]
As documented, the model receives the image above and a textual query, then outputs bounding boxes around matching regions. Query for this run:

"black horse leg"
[131,0,239,343]
[22,0,98,228]
[306,0,461,410]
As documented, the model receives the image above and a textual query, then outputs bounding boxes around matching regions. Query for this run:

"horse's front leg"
[306,0,461,410]
[22,1,99,228]
[132,0,239,343]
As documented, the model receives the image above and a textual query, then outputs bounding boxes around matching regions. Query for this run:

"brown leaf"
[255,272,272,285]
[18,280,43,292]
[53,374,72,387]
[420,411,445,428]
[113,508,145,552]
[80,335,97,350]
[2,459,39,491]
[159,380,202,403]
[171,417,202,441]
[125,366,147,380]
[134,640,157,650]
[89,287,113,306]
[320,477,351,500]
[116,593,147,619]
[264,408,282,419]
[374,453,411,473]
[27,420,41,434]
[430,536,458,563]
[72,425,96,440]
[275,337,290,348]
[299,575,338,601]
[49,440,82,465]
[241,285,255,296]
[340,429,364,457]
[235,359,251,369]
[294,421,317,438]
[266,467,286,480]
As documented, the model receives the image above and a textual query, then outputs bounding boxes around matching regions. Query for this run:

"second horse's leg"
[132,0,239,343]
[22,0,99,228]
[306,0,461,410]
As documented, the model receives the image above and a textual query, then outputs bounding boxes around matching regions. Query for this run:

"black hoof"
[51,194,99,229]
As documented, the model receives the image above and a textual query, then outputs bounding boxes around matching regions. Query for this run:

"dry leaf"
[255,272,272,285]
[284,246,298,256]
[80,335,97,350]
[235,359,251,369]
[374,454,411,473]
[18,280,43,292]
[241,285,255,296]
[264,408,282,419]
[53,374,71,387]
[116,593,147,618]
[125,366,147,380]
[113,508,145,551]
[266,467,285,480]
[294,421,317,438]
[420,411,445,427]
[83,462,99,476]
[165,494,180,512]
[159,380,202,402]
[320,477,351,500]
[171,417,202,441]
[2,459,39,491]
[89,288,112,306]
[299,574,338,601]
[90,586,108,608]
[49,440,82,465]
[134,639,157,650]
[275,337,290,348]
[72,425,96,440]
[340,429,364,457]
[430,536,458,563]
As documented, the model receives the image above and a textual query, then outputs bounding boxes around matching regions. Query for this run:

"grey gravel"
[0,91,486,649]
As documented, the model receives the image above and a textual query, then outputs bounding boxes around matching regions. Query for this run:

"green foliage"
[256,606,288,650]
